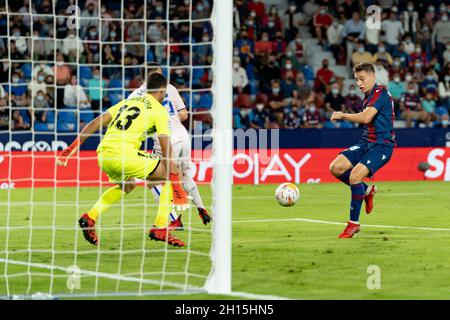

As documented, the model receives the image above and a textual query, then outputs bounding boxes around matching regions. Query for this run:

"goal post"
[0,0,233,299]
[206,0,233,294]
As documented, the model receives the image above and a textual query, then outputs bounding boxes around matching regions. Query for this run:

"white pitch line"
[233,217,450,232]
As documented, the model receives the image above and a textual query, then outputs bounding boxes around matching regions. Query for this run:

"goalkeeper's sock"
[349,183,365,222]
[154,181,173,228]
[150,184,178,222]
[87,185,126,221]
[338,170,369,192]
[183,175,205,209]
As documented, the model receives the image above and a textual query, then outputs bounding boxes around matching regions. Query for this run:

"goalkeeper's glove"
[56,137,82,166]
[169,173,191,211]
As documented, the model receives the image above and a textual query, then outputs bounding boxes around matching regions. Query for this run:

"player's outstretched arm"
[330,106,378,124]
[56,112,113,166]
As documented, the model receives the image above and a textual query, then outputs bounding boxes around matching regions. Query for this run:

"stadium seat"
[79,66,93,86]
[79,110,94,123]
[198,92,213,109]
[20,63,32,80]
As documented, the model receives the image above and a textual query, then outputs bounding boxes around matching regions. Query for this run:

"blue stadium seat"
[21,63,32,80]
[34,122,49,132]
[79,66,93,86]
[79,110,94,123]
[198,92,213,109]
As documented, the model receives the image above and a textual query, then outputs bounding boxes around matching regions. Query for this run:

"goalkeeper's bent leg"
[153,181,173,227]
[87,182,134,221]
[149,183,178,222]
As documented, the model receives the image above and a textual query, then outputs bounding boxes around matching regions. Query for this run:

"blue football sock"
[338,170,369,193]
[350,183,365,222]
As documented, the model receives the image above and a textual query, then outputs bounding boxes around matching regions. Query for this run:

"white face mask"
[332,88,339,95]
[349,90,356,96]
[445,76,450,82]
[394,77,401,83]
[358,47,364,53]
[250,11,256,17]
[37,95,44,101]
[56,61,64,66]
[442,119,449,126]
[407,6,414,12]
[268,22,275,28]
[406,75,413,82]
[256,103,264,111]
[379,47,386,53]
[408,89,415,94]
[272,88,280,94]
[442,15,449,22]
[285,63,292,70]
[233,63,239,69]
[309,105,316,112]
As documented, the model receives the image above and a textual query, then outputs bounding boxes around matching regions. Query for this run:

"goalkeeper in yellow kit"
[57,73,190,247]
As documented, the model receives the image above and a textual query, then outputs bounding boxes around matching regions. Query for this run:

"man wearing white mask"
[327,20,344,63]
[432,12,450,66]
[232,56,249,94]
[381,8,404,56]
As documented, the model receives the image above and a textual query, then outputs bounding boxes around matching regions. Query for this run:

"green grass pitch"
[1,181,450,299]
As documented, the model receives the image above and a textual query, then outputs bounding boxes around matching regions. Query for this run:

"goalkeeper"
[57,73,190,247]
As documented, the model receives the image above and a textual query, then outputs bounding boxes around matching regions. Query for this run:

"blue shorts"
[340,141,394,177]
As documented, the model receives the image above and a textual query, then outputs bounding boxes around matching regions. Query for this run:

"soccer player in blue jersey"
[329,62,396,238]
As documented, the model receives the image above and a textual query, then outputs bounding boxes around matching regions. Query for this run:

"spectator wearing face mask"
[342,11,366,68]
[287,33,308,65]
[280,58,297,80]
[302,0,319,25]
[33,90,50,124]
[409,45,428,69]
[389,57,405,79]
[232,56,249,95]
[393,44,410,69]
[64,75,90,109]
[271,30,287,60]
[352,42,373,66]
[248,0,266,18]
[61,29,84,62]
[28,71,48,98]
[388,73,406,111]
[432,12,450,66]
[87,67,105,116]
[84,25,100,64]
[400,82,425,127]
[80,2,98,39]
[424,5,437,31]
[421,90,447,127]
[402,2,419,42]
[255,32,273,56]
[420,71,438,98]
[327,20,344,64]
[248,101,269,129]
[192,1,209,20]
[10,72,27,98]
[262,5,283,31]
[374,60,390,87]
[32,61,54,80]
[401,36,415,55]
[314,58,335,94]
[381,8,404,55]
[313,5,333,46]
[10,26,28,55]
[256,55,280,94]
[301,103,323,129]
[343,84,363,114]
[268,80,286,126]
[234,27,255,63]
[324,83,345,118]
[372,43,393,67]
[282,2,305,42]
[284,106,301,129]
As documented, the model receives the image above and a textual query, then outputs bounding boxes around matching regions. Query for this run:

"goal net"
[0,0,232,299]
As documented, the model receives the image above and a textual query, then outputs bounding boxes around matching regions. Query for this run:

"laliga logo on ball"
[275,183,299,207]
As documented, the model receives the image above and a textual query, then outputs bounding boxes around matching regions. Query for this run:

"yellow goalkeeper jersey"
[97,94,170,154]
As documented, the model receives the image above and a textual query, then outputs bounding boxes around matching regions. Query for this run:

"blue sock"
[338,170,369,193]
[350,183,365,222]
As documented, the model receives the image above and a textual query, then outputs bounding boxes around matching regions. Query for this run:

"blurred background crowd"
[0,0,449,133]
[0,0,213,132]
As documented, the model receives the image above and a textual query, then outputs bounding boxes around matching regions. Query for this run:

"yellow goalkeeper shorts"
[98,150,160,183]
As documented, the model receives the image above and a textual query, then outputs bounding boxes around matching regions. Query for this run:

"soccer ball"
[275,183,299,207]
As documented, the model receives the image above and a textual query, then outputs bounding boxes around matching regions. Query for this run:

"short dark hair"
[353,62,375,74]
[147,72,167,91]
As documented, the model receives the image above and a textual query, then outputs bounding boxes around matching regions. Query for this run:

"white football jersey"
[128,83,190,146]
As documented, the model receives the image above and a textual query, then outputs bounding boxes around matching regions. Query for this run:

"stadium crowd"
[0,0,449,132]
[0,0,214,132]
